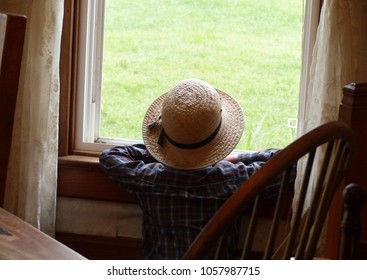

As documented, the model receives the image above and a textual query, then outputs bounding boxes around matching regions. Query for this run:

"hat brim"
[142,89,244,170]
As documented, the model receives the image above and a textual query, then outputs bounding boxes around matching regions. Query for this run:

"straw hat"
[142,79,244,170]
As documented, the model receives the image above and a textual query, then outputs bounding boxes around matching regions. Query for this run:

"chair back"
[0,13,27,206]
[183,121,354,259]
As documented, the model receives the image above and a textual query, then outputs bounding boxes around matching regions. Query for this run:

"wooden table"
[0,208,86,259]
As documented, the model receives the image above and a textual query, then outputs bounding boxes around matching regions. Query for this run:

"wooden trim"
[59,0,83,156]
[58,156,137,203]
[55,232,144,260]
[59,0,73,156]
[59,0,101,157]
[69,0,81,156]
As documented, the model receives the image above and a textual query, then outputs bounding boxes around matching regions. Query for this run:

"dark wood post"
[339,183,365,259]
[325,83,367,259]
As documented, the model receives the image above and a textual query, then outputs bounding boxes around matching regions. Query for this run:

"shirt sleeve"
[99,144,163,187]
[237,149,280,165]
[236,148,296,199]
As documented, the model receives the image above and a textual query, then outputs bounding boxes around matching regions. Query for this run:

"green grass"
[100,0,303,150]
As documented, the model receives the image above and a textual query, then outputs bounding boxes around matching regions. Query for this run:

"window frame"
[75,0,104,151]
[60,0,111,157]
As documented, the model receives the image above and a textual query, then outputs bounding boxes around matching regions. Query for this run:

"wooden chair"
[183,121,354,260]
[0,13,27,206]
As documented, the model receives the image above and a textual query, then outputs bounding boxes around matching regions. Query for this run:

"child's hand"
[224,154,239,163]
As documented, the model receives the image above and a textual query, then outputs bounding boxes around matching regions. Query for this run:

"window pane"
[100,0,304,150]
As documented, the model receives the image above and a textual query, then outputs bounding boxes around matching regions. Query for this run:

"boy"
[100,79,283,259]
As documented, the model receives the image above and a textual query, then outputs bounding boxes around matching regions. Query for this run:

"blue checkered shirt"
[99,144,284,259]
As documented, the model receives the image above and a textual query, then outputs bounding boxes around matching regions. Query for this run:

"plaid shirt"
[99,144,283,259]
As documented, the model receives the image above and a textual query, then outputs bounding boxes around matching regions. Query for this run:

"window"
[75,0,306,153]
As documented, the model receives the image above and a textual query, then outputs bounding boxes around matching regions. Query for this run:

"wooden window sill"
[57,155,137,204]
